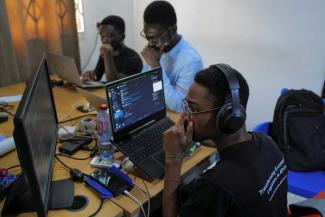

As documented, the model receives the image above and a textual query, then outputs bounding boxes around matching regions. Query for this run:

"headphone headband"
[210,64,241,116]
[209,63,246,133]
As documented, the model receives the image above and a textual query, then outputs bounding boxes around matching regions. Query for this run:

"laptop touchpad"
[153,151,165,168]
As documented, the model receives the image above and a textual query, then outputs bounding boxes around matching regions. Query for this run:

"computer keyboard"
[121,118,174,163]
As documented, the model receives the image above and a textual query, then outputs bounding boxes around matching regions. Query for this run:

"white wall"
[81,0,325,129]
[79,0,135,72]
[132,0,325,129]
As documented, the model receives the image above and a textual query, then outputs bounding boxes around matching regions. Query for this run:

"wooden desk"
[0,83,216,217]
[0,84,123,217]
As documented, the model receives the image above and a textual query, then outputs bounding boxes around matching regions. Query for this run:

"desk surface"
[0,82,216,217]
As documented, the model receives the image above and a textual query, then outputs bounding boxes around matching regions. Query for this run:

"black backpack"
[270,89,325,171]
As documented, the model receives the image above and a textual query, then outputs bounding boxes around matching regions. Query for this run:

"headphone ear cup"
[217,102,246,134]
[216,102,232,133]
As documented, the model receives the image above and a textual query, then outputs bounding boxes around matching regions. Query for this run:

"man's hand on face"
[100,43,114,57]
[141,42,168,68]
[163,113,193,159]
[82,70,96,81]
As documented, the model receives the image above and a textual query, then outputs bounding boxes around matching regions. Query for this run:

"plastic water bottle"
[97,104,114,165]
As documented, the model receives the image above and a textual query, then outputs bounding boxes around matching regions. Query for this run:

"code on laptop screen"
[107,68,165,132]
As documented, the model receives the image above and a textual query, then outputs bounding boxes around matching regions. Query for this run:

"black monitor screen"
[12,57,58,215]
[107,68,165,133]
[23,62,57,201]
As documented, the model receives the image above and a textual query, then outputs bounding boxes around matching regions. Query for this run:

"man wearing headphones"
[163,64,288,217]
[141,1,203,112]
[82,15,143,82]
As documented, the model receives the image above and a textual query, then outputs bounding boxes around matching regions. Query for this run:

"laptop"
[76,87,107,111]
[106,67,175,181]
[47,53,105,88]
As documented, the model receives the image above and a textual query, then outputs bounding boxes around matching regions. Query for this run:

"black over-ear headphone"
[209,64,246,134]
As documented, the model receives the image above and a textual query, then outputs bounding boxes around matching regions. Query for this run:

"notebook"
[106,67,174,181]
[47,53,105,88]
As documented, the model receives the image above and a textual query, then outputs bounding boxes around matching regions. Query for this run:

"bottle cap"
[100,104,108,110]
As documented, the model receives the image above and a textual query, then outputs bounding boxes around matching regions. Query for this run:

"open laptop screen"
[106,67,165,136]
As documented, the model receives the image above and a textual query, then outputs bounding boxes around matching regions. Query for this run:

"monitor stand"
[2,174,74,216]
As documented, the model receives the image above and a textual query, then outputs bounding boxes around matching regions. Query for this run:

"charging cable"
[58,114,97,124]
[88,198,104,217]
[124,190,147,217]
[58,101,85,122]
[0,102,14,117]
[106,166,150,217]
[56,153,92,161]
[82,33,99,72]
[54,154,90,182]
[59,126,96,140]
[5,164,21,172]
[55,154,72,171]
[134,182,151,217]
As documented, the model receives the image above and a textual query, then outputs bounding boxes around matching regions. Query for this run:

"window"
[74,0,84,32]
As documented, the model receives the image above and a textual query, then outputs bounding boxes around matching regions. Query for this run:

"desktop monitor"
[2,56,74,217]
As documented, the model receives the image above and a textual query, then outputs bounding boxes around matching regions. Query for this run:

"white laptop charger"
[58,126,76,140]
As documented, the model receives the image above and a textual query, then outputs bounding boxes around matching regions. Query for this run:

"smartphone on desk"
[89,169,132,196]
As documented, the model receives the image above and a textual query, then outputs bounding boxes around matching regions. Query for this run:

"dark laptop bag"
[270,89,325,171]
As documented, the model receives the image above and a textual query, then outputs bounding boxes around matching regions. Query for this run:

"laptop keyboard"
[121,118,174,163]
[82,81,93,85]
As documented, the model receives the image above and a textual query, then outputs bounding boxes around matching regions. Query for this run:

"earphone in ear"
[209,64,247,134]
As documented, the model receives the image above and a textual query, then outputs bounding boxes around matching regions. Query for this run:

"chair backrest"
[252,121,271,134]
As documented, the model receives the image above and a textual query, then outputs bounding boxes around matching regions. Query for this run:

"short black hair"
[143,1,177,28]
[97,15,125,34]
[194,65,249,109]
